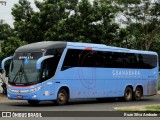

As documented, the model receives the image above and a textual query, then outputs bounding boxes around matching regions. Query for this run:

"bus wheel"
[55,89,68,105]
[28,100,39,105]
[124,87,133,101]
[134,87,142,101]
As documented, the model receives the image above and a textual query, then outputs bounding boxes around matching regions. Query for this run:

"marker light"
[32,95,37,99]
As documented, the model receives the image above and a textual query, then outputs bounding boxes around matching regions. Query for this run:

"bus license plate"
[17,95,23,99]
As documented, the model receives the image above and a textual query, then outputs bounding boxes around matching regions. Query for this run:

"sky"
[0,0,42,27]
[0,0,93,27]
[0,0,17,26]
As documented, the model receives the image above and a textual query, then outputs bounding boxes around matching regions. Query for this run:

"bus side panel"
[54,67,158,99]
[95,68,158,98]
[54,48,158,99]
[96,68,124,98]
[55,68,89,99]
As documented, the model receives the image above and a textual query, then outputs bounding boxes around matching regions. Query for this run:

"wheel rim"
[135,89,141,99]
[58,93,66,103]
[125,89,132,100]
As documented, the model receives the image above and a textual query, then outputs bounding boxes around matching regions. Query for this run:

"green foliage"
[11,0,121,45]
[0,23,13,41]
[12,0,35,43]
[1,37,27,58]
[36,0,79,41]
[2,0,160,63]
[0,36,27,72]
[116,0,160,51]
[0,23,14,62]
[145,105,160,110]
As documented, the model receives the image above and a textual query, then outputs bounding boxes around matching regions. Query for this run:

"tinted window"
[41,58,56,81]
[41,48,64,81]
[138,54,157,69]
[45,48,64,56]
[79,50,96,67]
[96,51,157,69]
[62,49,96,70]
[61,49,157,70]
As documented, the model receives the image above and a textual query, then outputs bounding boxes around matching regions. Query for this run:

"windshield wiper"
[12,60,29,84]
[20,65,29,84]
[12,65,22,83]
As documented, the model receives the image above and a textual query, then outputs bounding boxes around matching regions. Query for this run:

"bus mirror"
[36,55,54,70]
[1,56,13,73]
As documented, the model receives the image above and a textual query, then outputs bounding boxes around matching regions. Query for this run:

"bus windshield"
[9,52,42,86]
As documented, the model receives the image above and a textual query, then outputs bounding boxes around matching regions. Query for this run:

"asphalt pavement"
[0,94,160,120]
[0,94,160,111]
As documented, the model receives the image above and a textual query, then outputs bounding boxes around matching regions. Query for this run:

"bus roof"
[67,42,157,55]
[15,41,157,55]
[15,41,67,52]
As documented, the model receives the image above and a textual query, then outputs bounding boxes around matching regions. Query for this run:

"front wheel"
[28,100,40,105]
[55,89,68,105]
[124,87,133,101]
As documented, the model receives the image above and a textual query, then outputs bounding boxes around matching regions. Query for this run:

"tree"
[11,0,121,46]
[31,0,121,45]
[56,0,121,45]
[0,23,14,62]
[116,0,160,50]
[0,37,27,77]
[1,37,27,58]
[12,0,35,43]
[0,23,13,41]
[34,0,79,41]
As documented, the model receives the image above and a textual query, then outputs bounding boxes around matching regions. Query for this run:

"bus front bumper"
[7,90,43,100]
[7,89,56,101]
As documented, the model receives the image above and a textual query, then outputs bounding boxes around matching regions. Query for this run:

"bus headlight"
[29,86,43,92]
[8,88,19,93]
[7,85,44,93]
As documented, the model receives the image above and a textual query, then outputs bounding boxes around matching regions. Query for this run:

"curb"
[157,90,160,94]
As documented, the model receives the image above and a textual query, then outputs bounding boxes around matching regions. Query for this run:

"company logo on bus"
[112,70,140,76]
[19,56,34,60]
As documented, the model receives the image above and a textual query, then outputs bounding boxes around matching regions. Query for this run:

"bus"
[1,41,159,105]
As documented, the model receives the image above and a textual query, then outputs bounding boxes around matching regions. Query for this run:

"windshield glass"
[9,52,42,86]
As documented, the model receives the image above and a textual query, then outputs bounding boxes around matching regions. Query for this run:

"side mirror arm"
[36,55,54,70]
[1,56,13,73]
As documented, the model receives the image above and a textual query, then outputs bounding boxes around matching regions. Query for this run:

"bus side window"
[41,58,55,81]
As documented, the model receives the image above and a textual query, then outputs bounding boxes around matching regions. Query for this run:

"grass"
[115,105,160,111]
[145,105,160,110]
[158,80,160,90]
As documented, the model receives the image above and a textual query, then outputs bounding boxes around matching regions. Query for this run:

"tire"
[55,89,68,105]
[133,87,142,101]
[124,87,133,101]
[28,100,40,105]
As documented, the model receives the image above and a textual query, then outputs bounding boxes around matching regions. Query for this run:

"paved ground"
[0,94,160,111]
[0,94,160,119]
[0,94,26,103]
[0,90,160,103]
